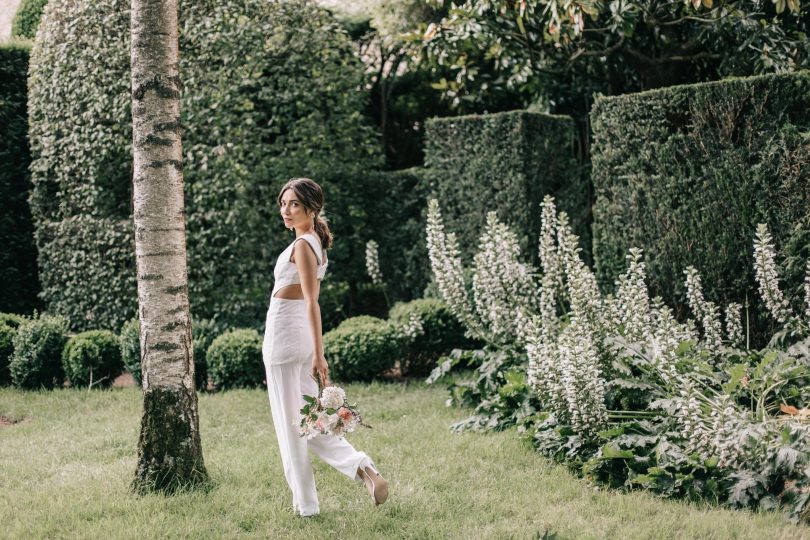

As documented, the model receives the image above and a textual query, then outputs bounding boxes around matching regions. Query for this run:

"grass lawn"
[0,381,807,539]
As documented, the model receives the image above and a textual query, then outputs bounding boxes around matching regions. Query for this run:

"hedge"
[424,110,588,265]
[0,42,39,316]
[28,0,382,333]
[206,329,263,390]
[61,330,122,388]
[11,0,49,39]
[9,313,68,389]
[591,72,810,340]
[323,316,402,381]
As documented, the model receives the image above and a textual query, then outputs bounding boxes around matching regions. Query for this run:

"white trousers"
[262,297,374,516]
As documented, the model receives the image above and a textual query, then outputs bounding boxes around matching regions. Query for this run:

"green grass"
[0,382,807,539]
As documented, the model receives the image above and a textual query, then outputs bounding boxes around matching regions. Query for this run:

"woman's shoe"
[359,465,388,506]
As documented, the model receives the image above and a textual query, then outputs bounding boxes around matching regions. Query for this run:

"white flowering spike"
[556,316,607,436]
[684,266,723,352]
[753,223,794,325]
[538,196,561,334]
[724,302,743,347]
[365,240,383,285]
[615,248,652,341]
[472,212,538,344]
[556,211,601,326]
[426,199,477,333]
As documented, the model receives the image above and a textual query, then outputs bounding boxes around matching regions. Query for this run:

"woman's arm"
[293,239,328,386]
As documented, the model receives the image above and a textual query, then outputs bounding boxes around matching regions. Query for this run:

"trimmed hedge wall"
[28,0,382,333]
[0,42,39,315]
[424,110,587,265]
[591,72,810,336]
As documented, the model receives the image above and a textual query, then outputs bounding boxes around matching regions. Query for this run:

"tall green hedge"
[0,41,39,315]
[28,0,381,333]
[11,0,49,39]
[591,72,810,337]
[424,110,587,265]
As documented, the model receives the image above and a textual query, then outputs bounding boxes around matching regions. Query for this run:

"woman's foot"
[358,465,388,506]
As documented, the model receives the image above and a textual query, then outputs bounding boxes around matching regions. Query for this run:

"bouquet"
[298,383,370,439]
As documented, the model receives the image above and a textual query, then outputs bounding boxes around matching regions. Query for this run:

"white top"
[271,233,328,297]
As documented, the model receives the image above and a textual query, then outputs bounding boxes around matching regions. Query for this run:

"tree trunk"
[130,0,207,493]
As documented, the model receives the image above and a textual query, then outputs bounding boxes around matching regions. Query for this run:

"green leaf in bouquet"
[303,395,316,404]
[326,408,337,414]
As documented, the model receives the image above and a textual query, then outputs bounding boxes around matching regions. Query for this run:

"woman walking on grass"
[262,177,388,517]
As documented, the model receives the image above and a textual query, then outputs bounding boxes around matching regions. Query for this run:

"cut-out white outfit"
[262,232,374,517]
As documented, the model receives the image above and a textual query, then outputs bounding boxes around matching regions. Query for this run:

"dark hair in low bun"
[277,177,333,250]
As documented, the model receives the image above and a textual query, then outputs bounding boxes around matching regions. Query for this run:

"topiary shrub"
[425,110,588,265]
[389,298,473,377]
[11,0,49,39]
[28,0,381,334]
[119,317,141,387]
[323,316,402,381]
[120,316,214,390]
[9,313,68,389]
[590,71,810,344]
[206,329,263,390]
[61,330,122,388]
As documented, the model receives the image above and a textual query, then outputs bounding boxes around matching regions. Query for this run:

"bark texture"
[130,0,207,493]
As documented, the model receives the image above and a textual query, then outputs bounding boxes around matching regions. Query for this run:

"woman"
[262,177,388,517]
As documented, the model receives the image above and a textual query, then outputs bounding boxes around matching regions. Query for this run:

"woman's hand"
[311,354,329,387]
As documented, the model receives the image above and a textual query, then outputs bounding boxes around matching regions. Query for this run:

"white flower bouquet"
[298,384,370,439]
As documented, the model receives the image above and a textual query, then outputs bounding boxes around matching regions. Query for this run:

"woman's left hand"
[311,355,329,387]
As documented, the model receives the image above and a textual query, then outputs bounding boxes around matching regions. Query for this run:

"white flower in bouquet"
[321,386,346,410]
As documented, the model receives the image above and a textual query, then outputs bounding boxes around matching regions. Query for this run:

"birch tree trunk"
[130,0,207,493]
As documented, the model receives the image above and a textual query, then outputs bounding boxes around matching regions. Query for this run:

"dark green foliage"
[206,329,263,390]
[389,298,473,376]
[0,42,39,316]
[9,314,67,389]
[363,168,432,302]
[61,330,122,388]
[591,72,810,343]
[11,0,49,39]
[311,168,433,317]
[425,110,588,264]
[28,0,381,333]
[323,316,402,381]
[119,318,141,387]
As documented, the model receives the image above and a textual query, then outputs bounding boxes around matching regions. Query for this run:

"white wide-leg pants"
[262,297,374,517]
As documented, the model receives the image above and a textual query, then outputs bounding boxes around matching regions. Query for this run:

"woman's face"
[279,188,310,230]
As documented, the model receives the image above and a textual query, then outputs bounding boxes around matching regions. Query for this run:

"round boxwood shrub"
[120,316,214,390]
[323,316,403,382]
[206,329,263,390]
[28,0,381,333]
[388,298,474,377]
[9,313,68,389]
[61,330,122,388]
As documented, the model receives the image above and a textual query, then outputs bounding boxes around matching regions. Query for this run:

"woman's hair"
[277,177,333,250]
